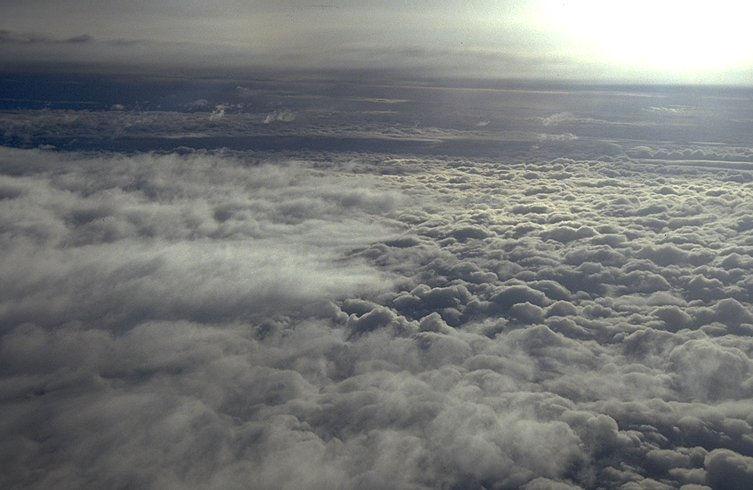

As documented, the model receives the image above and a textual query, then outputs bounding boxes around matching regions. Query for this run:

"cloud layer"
[2,145,753,488]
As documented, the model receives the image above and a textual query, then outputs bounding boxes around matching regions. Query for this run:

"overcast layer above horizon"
[2,0,753,85]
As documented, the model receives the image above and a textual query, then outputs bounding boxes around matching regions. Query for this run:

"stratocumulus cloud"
[2,140,753,488]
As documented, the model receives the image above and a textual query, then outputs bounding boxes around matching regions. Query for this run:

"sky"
[2,0,753,84]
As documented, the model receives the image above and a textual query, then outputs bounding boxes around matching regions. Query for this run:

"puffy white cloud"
[705,449,753,489]
[2,143,753,489]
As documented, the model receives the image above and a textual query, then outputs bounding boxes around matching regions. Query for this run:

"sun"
[530,0,753,79]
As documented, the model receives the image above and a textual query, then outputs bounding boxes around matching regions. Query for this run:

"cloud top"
[2,143,753,488]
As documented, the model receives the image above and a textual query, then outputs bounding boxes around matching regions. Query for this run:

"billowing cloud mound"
[2,145,753,489]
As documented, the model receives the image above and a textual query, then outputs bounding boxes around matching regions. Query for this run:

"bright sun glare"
[532,0,753,78]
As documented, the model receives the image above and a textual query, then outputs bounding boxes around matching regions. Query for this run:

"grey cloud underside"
[2,0,753,85]
[0,22,567,81]
[3,140,753,489]
[0,30,94,45]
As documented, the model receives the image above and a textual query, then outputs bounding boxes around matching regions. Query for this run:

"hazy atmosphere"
[2,2,753,489]
[3,0,753,83]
